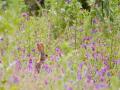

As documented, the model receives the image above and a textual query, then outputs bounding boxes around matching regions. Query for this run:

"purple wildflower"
[103,60,108,65]
[77,71,82,80]
[13,75,19,84]
[28,58,33,72]
[101,68,106,74]
[15,60,21,71]
[78,62,84,69]
[50,55,55,61]
[22,12,28,17]
[65,85,73,90]
[21,12,30,20]
[83,36,92,41]
[43,64,52,73]
[93,52,98,60]
[67,87,73,90]
[79,28,83,32]
[68,61,73,70]
[81,44,87,49]
[56,47,60,52]
[100,65,109,75]
[27,54,31,57]
[92,18,97,24]
[32,49,35,52]
[91,42,96,51]
[107,72,111,77]
[100,76,105,82]
[87,75,92,83]
[44,79,48,85]
[9,75,19,84]
[98,67,107,76]
[55,56,60,61]
[0,37,3,42]
[17,47,21,51]
[86,53,91,59]
[66,0,71,4]
[113,59,120,64]
[92,18,99,24]
[95,83,108,89]
[91,29,97,34]
[56,48,63,56]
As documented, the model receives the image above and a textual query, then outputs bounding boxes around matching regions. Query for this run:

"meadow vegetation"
[0,0,120,90]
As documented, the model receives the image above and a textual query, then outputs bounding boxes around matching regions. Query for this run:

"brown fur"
[35,43,46,73]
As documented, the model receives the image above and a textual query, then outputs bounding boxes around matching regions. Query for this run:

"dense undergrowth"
[0,0,120,90]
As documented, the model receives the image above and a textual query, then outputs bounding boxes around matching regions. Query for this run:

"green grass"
[0,0,120,90]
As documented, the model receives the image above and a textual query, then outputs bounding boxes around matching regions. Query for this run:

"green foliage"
[0,0,120,90]
[10,85,19,90]
[0,87,5,90]
[60,41,73,54]
[110,76,120,90]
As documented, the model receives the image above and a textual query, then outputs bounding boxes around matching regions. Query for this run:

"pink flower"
[44,79,48,85]
[21,12,30,20]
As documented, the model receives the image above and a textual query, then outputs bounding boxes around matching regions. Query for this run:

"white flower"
[61,8,65,13]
